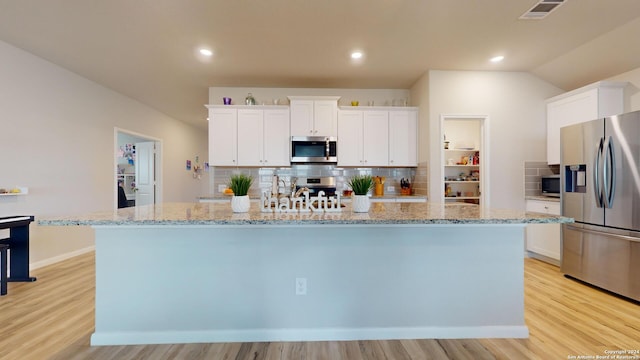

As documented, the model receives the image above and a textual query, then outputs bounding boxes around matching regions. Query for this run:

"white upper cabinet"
[337,110,363,166]
[262,109,291,166]
[546,81,626,165]
[237,109,264,166]
[289,96,339,137]
[338,108,417,167]
[362,111,389,167]
[208,107,238,166]
[208,106,290,166]
[389,110,417,167]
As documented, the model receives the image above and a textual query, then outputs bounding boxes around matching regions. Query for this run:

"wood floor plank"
[1,252,639,360]
[415,339,451,359]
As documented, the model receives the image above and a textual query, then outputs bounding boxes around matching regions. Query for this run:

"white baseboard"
[29,246,95,271]
[90,326,530,346]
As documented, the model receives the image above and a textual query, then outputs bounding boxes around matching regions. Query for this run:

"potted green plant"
[228,174,253,212]
[347,175,374,212]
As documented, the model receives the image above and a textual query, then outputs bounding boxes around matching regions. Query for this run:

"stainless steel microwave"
[541,175,560,197]
[291,136,337,164]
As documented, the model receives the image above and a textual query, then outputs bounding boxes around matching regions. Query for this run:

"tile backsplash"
[210,165,419,197]
[524,161,559,196]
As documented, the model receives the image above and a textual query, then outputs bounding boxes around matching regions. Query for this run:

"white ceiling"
[1,0,640,129]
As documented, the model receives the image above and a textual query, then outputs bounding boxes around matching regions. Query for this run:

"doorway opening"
[439,114,490,208]
[114,128,162,210]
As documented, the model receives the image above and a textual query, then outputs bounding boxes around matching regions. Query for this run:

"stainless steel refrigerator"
[561,111,640,302]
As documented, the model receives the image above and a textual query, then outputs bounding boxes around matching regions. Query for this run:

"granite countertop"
[198,194,428,202]
[526,195,560,202]
[39,202,573,226]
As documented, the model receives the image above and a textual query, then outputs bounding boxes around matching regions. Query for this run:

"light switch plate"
[218,184,227,193]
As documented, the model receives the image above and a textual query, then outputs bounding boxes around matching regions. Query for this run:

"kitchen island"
[40,202,572,346]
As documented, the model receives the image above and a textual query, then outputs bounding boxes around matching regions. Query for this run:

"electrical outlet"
[218,184,227,193]
[295,277,307,295]
[387,186,394,192]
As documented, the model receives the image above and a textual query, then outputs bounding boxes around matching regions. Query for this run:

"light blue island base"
[90,223,529,345]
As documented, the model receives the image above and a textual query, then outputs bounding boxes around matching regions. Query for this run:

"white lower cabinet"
[525,199,561,265]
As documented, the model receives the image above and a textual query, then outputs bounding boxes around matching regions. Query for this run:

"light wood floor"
[1,252,638,360]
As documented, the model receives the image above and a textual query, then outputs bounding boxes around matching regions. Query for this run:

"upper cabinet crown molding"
[205,104,290,110]
[287,96,341,102]
[338,106,418,111]
[545,81,628,104]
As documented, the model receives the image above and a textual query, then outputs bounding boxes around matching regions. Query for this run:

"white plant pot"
[231,195,251,213]
[352,195,370,213]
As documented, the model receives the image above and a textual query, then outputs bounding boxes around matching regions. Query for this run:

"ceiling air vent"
[519,0,566,20]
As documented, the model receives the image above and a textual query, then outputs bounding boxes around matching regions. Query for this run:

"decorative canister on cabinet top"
[245,93,256,105]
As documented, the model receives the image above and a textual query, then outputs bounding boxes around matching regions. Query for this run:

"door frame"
[114,128,163,209]
[439,114,490,208]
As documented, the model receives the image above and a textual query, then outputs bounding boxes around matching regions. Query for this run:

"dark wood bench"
[0,216,36,296]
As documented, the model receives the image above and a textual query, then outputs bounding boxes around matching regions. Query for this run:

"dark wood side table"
[0,216,36,295]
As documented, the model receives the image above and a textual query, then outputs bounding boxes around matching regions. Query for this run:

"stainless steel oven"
[291,136,337,164]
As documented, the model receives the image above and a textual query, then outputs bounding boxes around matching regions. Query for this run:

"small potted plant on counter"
[347,175,374,213]
[229,173,253,213]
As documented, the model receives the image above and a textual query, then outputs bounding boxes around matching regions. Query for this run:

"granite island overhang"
[40,202,573,346]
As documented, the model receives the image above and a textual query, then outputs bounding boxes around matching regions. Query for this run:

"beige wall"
[0,40,209,268]
[425,70,563,209]
[606,67,640,112]
[409,72,430,163]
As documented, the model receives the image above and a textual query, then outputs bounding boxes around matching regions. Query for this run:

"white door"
[290,100,314,136]
[135,141,155,206]
[337,110,363,166]
[237,109,263,166]
[263,109,290,166]
[313,100,337,136]
[389,110,417,166]
[363,111,389,166]
[209,108,238,166]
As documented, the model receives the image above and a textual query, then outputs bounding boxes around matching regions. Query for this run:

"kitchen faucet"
[290,177,297,197]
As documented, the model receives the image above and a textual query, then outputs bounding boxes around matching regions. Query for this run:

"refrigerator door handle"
[593,137,604,208]
[603,136,616,208]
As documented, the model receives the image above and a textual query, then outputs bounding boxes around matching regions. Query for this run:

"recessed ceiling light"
[490,55,505,63]
[351,51,363,60]
[199,48,213,57]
